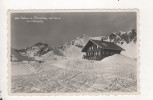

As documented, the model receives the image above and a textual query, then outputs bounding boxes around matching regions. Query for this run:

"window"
[97,45,99,49]
[98,51,101,55]
[95,52,98,55]
[90,46,94,50]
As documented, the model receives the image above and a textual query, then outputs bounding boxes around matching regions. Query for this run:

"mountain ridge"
[11,29,137,61]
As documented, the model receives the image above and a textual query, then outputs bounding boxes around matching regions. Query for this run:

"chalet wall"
[101,49,121,59]
[85,43,102,60]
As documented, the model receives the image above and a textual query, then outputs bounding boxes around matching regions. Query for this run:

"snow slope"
[35,51,58,60]
[11,62,34,76]
[120,42,137,58]
[51,54,137,92]
[52,54,136,74]
[60,45,85,59]
[100,54,136,73]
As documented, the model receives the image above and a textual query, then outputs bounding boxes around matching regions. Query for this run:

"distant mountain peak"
[11,48,34,62]
[34,42,48,46]
[14,42,51,58]
[81,34,87,38]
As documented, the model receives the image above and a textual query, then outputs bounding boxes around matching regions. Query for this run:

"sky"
[11,12,136,49]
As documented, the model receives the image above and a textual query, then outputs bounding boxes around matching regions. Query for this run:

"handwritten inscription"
[14,16,61,23]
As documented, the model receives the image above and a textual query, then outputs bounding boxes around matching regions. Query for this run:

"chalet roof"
[82,39,124,52]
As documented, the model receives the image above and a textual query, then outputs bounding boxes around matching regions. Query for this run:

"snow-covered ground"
[11,54,137,93]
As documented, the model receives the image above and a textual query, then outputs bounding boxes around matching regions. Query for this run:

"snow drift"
[52,54,137,74]
[61,45,84,59]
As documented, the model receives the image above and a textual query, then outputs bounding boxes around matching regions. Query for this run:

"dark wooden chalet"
[82,39,124,60]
